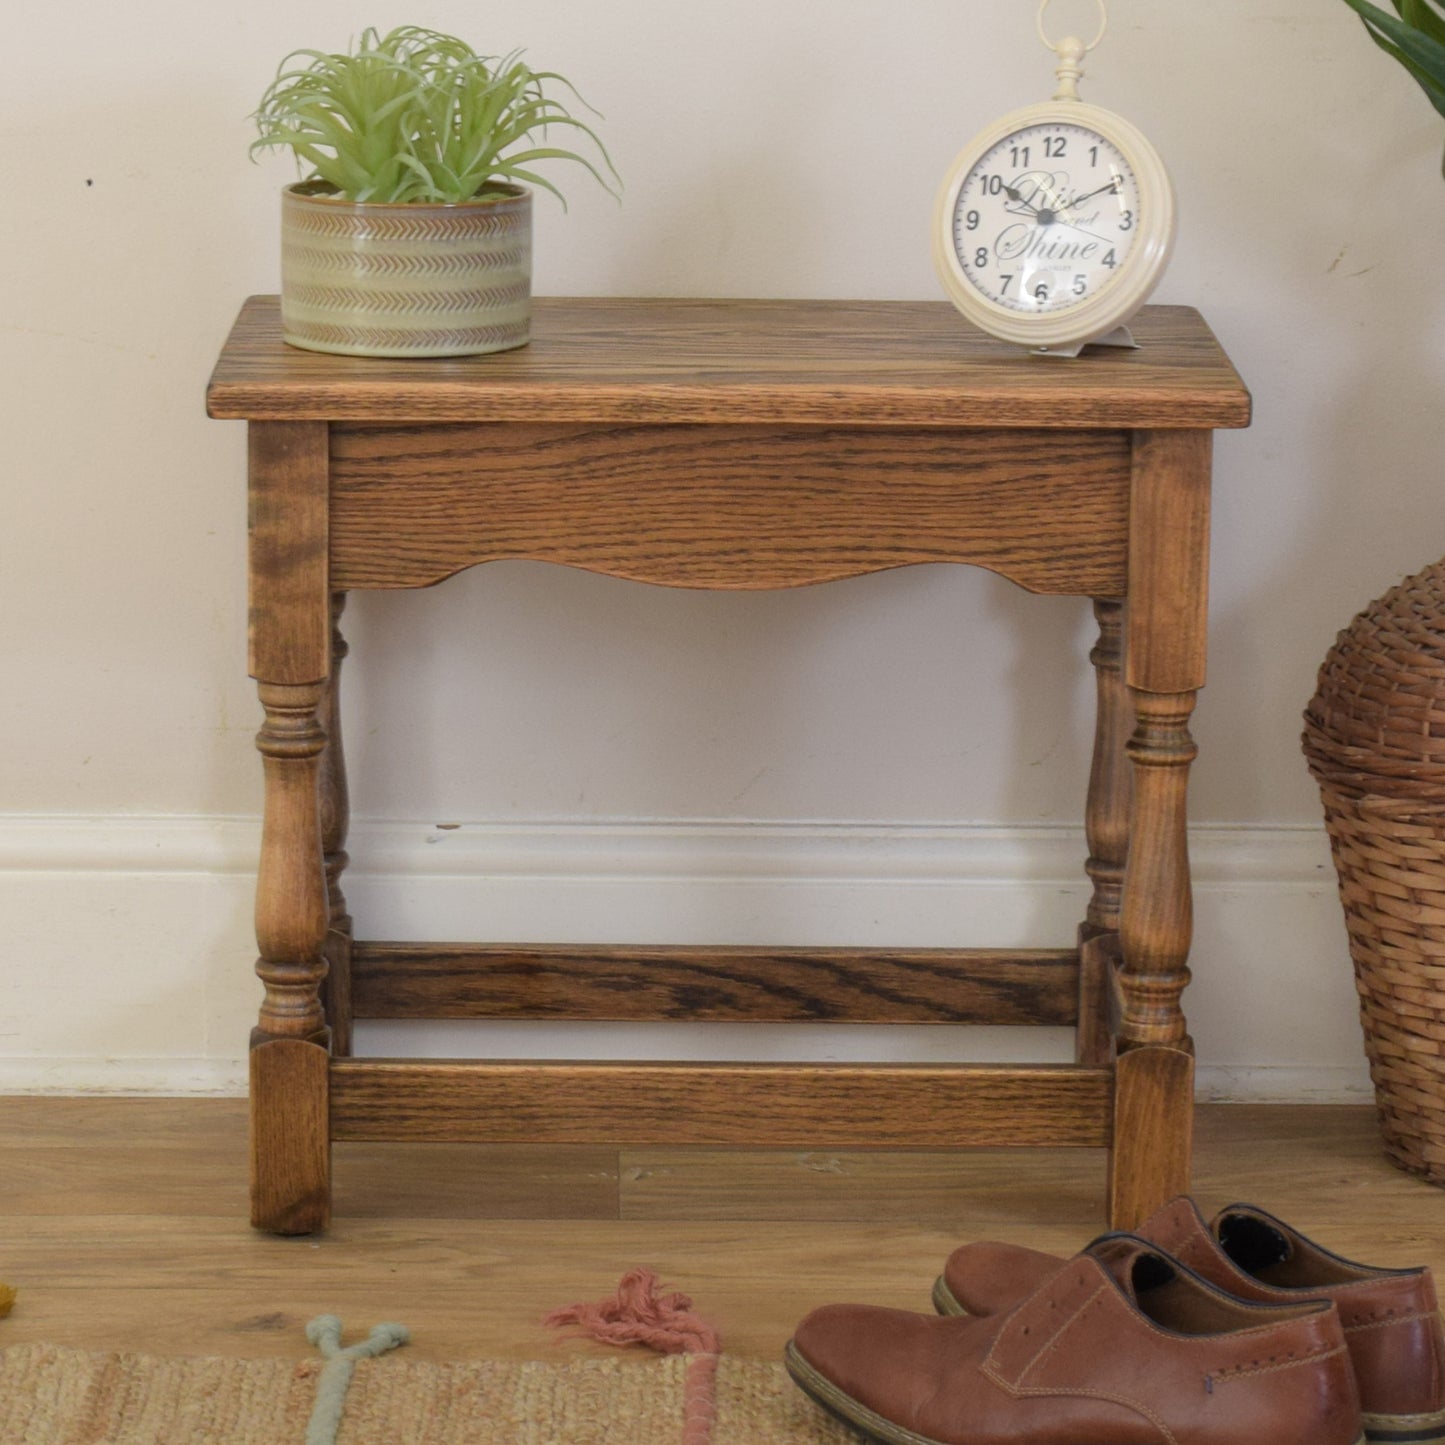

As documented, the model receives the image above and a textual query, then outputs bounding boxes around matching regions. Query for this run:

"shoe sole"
[784,1339,955,1445]
[931,1277,1437,1444]
[931,1275,967,1318]
[787,1336,1368,1445]
[1362,1408,1445,1443]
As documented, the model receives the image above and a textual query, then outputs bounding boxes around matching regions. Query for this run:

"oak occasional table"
[207,296,1250,1235]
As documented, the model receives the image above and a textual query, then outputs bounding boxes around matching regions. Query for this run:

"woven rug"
[0,1343,852,1444]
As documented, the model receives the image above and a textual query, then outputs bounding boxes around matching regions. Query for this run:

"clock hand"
[1055,218,1113,245]
[1004,185,1068,227]
[1061,178,1121,210]
[1003,185,1040,216]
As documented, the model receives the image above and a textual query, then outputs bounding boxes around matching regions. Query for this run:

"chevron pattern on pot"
[285,208,529,242]
[282,245,529,276]
[282,319,532,354]
[279,183,533,357]
[284,282,531,314]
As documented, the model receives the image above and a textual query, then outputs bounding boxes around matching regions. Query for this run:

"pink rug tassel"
[545,1268,721,1445]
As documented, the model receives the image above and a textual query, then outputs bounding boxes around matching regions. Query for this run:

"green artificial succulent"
[252,25,617,204]
[1341,0,1445,167]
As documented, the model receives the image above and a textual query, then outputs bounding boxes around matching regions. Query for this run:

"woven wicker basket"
[1304,557,1445,1185]
[1306,559,1445,766]
[1312,790,1445,1181]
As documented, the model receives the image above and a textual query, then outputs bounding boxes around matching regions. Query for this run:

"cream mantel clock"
[932,0,1175,356]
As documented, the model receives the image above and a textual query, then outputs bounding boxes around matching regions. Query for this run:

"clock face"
[950,122,1141,316]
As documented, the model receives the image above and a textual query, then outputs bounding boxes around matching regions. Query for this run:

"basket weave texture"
[1303,557,1445,1185]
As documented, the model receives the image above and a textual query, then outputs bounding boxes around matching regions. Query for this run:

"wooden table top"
[207,296,1250,430]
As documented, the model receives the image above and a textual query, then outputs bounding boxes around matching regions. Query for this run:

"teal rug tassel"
[304,1315,410,1445]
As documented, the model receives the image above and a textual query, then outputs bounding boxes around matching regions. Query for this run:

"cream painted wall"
[0,0,1438,1092]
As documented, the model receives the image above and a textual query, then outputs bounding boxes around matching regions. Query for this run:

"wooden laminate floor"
[0,1100,1439,1362]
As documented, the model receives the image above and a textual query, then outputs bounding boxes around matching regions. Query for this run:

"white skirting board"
[0,815,1372,1103]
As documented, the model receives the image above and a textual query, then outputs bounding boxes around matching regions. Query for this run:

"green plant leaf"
[489,163,568,206]
[250,26,618,204]
[1340,0,1445,115]
[1397,0,1445,46]
[493,145,614,197]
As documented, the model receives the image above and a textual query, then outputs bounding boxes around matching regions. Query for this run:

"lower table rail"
[329,1058,1114,1147]
[349,942,1082,1026]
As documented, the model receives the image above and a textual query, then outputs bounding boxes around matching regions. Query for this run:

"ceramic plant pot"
[279,181,532,358]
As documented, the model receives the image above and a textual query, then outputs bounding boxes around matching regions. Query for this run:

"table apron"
[327,422,1131,594]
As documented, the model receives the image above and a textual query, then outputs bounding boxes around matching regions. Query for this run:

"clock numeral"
[978,175,1006,196]
[1044,135,1067,158]
[1089,144,1099,166]
[1000,274,1014,295]
[964,209,980,231]
[974,248,989,269]
[1072,274,1087,296]
[1102,249,1118,269]
[1009,144,1031,166]
[1033,280,1051,301]
[1119,210,1134,232]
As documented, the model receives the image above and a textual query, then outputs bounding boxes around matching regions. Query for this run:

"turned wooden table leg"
[1110,687,1199,1227]
[252,682,332,1233]
[1078,597,1130,1067]
[1108,430,1210,1230]
[247,421,333,1235]
[319,592,354,1058]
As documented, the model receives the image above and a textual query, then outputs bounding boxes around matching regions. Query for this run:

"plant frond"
[1341,0,1445,116]
[1400,0,1445,44]
[488,163,568,207]
[251,25,616,204]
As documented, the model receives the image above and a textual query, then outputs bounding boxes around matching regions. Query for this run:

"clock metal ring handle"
[1036,0,1107,56]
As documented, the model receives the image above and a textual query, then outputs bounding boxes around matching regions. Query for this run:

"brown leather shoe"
[789,1235,1363,1445]
[934,1197,1445,1444]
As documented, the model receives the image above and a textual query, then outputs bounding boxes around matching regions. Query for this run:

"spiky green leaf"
[250,25,620,204]
[1398,0,1445,46]
[1340,0,1445,116]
